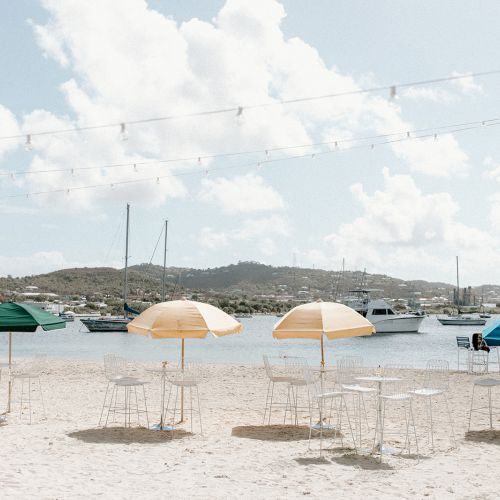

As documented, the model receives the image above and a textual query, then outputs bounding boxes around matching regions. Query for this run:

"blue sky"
[1,0,500,285]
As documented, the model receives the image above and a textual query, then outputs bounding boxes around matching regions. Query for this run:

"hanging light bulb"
[236,106,243,117]
[265,149,269,156]
[133,163,138,172]
[406,131,411,139]
[110,183,115,190]
[311,153,315,159]
[25,134,33,151]
[197,157,201,164]
[257,162,262,168]
[434,134,438,141]
[70,168,75,175]
[205,168,209,177]
[370,144,375,150]
[389,85,397,99]
[10,172,15,181]
[119,123,128,141]
[334,141,338,149]
[156,177,160,185]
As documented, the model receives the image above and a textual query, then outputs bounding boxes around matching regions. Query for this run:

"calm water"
[0,315,497,368]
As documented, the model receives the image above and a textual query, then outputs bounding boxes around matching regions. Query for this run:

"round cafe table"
[145,364,180,431]
[468,378,500,431]
[356,375,401,453]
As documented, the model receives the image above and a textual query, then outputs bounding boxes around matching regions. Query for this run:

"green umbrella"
[0,302,65,411]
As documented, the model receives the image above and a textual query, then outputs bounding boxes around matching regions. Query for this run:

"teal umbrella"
[0,302,65,411]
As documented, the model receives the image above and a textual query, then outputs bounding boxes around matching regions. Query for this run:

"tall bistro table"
[356,375,401,453]
[145,362,180,431]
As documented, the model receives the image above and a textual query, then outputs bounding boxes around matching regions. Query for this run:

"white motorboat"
[438,315,486,326]
[344,291,424,333]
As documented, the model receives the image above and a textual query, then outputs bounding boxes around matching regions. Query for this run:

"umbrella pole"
[320,335,325,368]
[181,338,185,422]
[7,332,12,413]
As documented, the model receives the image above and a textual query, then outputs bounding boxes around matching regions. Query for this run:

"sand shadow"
[232,424,333,442]
[68,427,192,444]
[330,454,394,470]
[465,429,500,444]
[295,456,331,465]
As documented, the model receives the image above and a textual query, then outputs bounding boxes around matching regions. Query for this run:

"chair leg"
[38,377,46,419]
[409,399,419,459]
[428,396,434,450]
[196,386,203,435]
[341,395,357,453]
[142,385,149,428]
[263,380,271,424]
[268,382,275,425]
[379,400,386,462]
[467,384,476,432]
[443,393,456,447]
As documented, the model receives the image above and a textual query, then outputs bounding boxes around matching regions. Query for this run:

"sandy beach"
[1,360,499,499]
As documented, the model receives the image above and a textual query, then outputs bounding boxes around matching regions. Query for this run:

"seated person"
[472,332,490,352]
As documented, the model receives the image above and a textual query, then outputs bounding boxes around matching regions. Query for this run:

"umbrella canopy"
[127,300,242,338]
[483,322,500,346]
[0,302,65,413]
[127,299,242,424]
[273,300,375,366]
[0,302,65,332]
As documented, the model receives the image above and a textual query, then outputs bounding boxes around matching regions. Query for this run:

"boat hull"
[81,318,130,332]
[438,318,486,326]
[371,316,424,333]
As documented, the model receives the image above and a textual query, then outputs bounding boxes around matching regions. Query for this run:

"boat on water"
[234,313,253,319]
[437,256,486,326]
[344,290,424,333]
[438,315,486,326]
[81,204,135,333]
[58,312,75,322]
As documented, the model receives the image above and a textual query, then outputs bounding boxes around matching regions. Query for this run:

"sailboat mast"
[456,255,460,314]
[162,219,168,302]
[123,203,130,318]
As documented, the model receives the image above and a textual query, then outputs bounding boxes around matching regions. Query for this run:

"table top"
[356,376,401,382]
[474,378,500,387]
[145,366,180,374]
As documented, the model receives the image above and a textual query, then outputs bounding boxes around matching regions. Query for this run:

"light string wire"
[2,119,499,201]
[2,116,500,178]
[0,69,499,142]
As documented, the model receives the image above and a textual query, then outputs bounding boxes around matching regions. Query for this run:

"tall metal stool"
[11,354,47,424]
[105,377,149,428]
[165,363,203,435]
[468,378,500,431]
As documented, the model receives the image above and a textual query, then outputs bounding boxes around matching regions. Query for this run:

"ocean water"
[0,315,497,369]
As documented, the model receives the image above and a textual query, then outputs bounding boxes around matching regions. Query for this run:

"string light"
[390,85,397,99]
[119,123,128,141]
[156,177,160,184]
[24,134,33,151]
[3,68,498,144]
[3,119,500,201]
[3,116,500,180]
[406,131,411,138]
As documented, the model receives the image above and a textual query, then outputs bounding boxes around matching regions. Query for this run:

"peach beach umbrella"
[273,300,375,367]
[127,300,242,421]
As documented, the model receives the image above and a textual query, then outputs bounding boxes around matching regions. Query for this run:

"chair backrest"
[456,336,471,349]
[104,354,130,380]
[424,359,450,391]
[263,354,274,379]
[178,363,201,384]
[383,363,414,394]
[284,356,307,381]
[337,358,358,386]
[301,362,321,399]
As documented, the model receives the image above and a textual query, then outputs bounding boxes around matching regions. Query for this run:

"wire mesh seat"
[456,336,472,372]
[99,354,140,426]
[302,362,356,455]
[164,363,203,434]
[262,355,299,425]
[337,357,376,447]
[376,371,418,460]
[11,354,47,424]
[412,359,456,450]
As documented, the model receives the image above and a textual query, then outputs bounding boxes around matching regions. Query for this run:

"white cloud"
[199,227,229,250]
[450,71,483,95]
[0,105,20,159]
[200,173,284,213]
[198,214,290,256]
[0,0,470,212]
[0,251,111,277]
[318,168,500,281]
[402,87,456,104]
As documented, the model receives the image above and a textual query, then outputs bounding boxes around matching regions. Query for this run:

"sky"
[1,0,500,285]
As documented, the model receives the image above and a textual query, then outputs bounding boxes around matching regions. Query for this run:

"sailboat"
[81,204,138,332]
[438,256,486,326]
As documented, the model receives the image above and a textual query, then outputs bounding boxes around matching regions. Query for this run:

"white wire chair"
[99,354,140,426]
[165,363,203,434]
[11,354,47,424]
[337,357,376,447]
[302,362,357,455]
[376,375,418,460]
[412,359,456,450]
[262,355,298,425]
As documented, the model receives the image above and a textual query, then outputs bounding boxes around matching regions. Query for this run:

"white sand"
[1,360,499,499]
